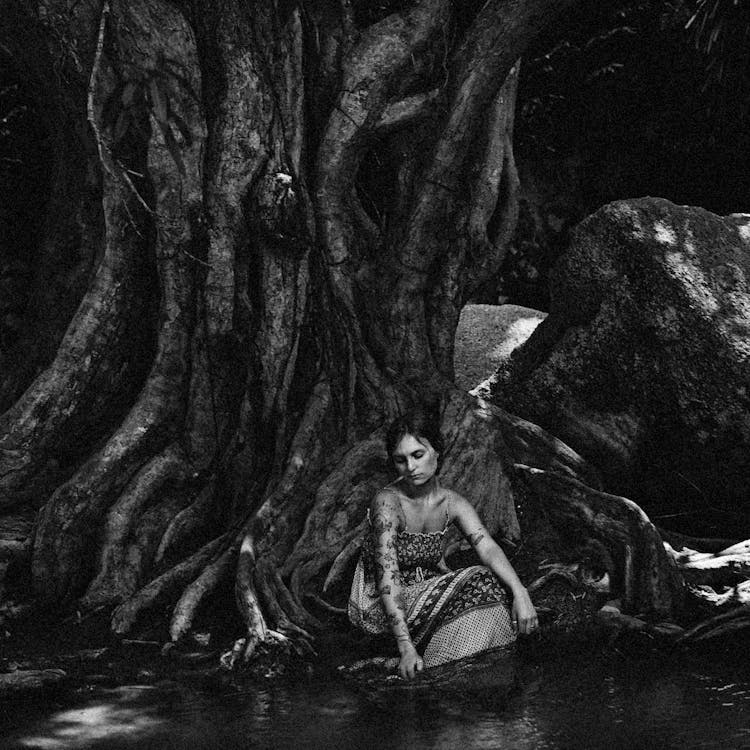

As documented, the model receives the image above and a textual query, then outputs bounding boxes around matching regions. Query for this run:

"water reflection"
[13,687,166,749]
[4,647,750,750]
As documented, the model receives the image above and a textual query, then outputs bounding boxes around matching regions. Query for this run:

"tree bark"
[0,0,652,660]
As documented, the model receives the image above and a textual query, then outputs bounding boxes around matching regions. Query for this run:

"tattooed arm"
[450,491,538,635]
[370,490,424,680]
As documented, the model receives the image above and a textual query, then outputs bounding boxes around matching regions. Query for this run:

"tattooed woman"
[348,410,538,680]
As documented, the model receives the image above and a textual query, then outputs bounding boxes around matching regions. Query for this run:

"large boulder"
[489,197,750,527]
[453,304,546,391]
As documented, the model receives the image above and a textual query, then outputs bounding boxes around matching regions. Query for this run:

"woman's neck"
[402,476,439,502]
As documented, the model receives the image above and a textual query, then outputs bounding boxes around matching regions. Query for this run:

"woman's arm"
[450,492,538,635]
[370,490,424,680]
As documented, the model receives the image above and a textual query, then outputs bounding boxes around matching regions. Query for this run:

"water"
[2,645,750,750]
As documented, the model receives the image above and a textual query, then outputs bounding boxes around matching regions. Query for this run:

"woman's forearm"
[370,495,415,651]
[478,542,527,596]
[375,564,423,680]
[377,578,415,652]
[477,538,537,633]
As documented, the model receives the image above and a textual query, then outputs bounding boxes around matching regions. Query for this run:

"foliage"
[0,57,49,348]
[517,0,750,201]
[495,0,750,308]
[101,60,195,176]
[686,0,750,121]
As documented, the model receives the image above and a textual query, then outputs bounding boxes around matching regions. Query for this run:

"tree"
[0,0,681,661]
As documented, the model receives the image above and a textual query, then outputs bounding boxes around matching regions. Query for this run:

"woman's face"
[391,433,439,486]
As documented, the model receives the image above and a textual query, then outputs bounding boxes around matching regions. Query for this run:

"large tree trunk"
[3,0,671,659]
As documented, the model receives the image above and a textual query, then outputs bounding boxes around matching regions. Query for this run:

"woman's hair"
[385,409,444,463]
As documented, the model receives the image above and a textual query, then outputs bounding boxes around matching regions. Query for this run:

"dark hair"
[385,409,444,464]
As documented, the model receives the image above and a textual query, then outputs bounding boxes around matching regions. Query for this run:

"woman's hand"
[397,642,424,680]
[511,586,539,635]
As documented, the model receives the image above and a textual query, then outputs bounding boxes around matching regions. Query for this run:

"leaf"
[113,109,130,143]
[121,81,139,108]
[149,78,168,124]
[158,120,185,177]
[131,112,150,141]
[168,108,193,147]
[158,59,201,104]
[101,83,124,128]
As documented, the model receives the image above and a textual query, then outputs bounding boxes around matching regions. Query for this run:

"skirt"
[348,560,516,667]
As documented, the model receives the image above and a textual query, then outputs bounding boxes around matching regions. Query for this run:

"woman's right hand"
[398,643,424,680]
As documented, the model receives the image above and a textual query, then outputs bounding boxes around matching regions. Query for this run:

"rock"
[453,304,546,391]
[0,668,67,697]
[489,197,750,519]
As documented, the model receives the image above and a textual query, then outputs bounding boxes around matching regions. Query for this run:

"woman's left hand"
[511,587,538,635]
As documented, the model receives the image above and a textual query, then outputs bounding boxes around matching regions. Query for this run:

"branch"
[424,63,521,366]
[375,88,440,132]
[467,62,520,246]
[86,0,151,214]
[87,0,113,177]
[402,0,581,273]
[315,0,452,273]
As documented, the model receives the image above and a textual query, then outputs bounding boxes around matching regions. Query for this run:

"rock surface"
[489,197,750,522]
[0,668,67,696]
[453,304,546,391]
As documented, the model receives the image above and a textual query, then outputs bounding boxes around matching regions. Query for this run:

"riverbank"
[3,623,750,750]
[0,561,609,706]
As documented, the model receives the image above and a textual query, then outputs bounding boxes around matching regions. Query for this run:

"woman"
[349,410,538,680]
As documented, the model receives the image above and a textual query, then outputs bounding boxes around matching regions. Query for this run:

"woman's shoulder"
[368,487,405,533]
[441,487,472,517]
[370,486,403,514]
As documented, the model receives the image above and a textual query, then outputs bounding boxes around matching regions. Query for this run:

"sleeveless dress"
[348,509,516,667]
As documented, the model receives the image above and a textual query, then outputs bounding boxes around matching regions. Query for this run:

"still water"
[2,644,750,750]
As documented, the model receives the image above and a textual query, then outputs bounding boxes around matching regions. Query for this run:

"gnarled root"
[481,399,604,490]
[82,444,189,609]
[223,532,316,668]
[255,559,316,645]
[677,606,750,644]
[596,600,686,641]
[269,562,320,633]
[664,538,750,588]
[110,535,228,636]
[323,525,366,596]
[156,480,217,565]
[170,546,236,643]
[515,465,683,619]
[595,537,750,646]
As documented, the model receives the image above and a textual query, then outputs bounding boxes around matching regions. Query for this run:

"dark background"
[2,1,750,317]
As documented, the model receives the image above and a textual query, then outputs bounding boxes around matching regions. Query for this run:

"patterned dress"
[348,513,516,667]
